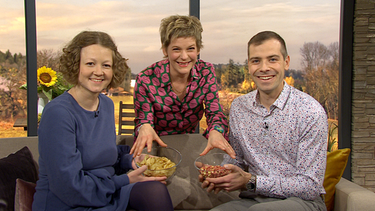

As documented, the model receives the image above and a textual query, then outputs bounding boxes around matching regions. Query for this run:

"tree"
[300,41,339,119]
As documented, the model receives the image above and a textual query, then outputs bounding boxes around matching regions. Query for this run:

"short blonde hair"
[160,15,203,51]
[59,31,129,89]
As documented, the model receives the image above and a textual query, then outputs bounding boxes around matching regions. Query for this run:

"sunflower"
[37,66,57,87]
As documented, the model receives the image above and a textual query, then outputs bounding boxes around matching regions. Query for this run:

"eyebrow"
[249,54,280,60]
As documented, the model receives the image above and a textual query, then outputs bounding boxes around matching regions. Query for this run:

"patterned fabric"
[229,82,328,201]
[134,59,228,139]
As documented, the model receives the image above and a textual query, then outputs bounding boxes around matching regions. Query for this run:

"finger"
[201,180,210,189]
[207,182,215,193]
[224,148,236,159]
[200,145,212,156]
[146,140,153,153]
[151,176,167,182]
[155,138,167,147]
[214,187,222,194]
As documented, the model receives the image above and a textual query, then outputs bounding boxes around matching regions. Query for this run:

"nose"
[93,66,104,75]
[259,60,269,72]
[180,50,188,60]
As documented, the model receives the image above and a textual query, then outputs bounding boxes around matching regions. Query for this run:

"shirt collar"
[252,81,291,110]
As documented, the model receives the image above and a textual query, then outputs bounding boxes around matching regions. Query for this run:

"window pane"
[0,0,187,137]
[200,0,340,151]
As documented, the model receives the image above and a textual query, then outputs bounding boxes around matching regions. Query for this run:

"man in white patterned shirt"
[201,31,328,211]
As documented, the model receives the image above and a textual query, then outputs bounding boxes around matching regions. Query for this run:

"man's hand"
[201,164,251,194]
[130,124,167,157]
[200,129,236,159]
[128,165,167,184]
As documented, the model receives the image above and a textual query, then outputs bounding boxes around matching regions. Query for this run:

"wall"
[352,0,375,192]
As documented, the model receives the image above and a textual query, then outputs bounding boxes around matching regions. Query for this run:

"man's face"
[248,39,290,98]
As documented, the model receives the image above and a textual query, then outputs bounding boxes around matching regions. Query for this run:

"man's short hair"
[247,31,288,60]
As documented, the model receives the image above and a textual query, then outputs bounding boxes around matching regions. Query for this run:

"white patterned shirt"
[229,82,328,200]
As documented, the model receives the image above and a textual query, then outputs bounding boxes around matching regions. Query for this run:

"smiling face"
[248,38,290,100]
[163,36,200,77]
[77,44,113,95]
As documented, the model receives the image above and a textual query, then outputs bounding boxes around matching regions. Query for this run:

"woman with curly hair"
[32,31,173,211]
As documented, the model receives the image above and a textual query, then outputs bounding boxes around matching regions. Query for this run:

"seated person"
[131,15,235,159]
[200,31,328,211]
[32,31,173,211]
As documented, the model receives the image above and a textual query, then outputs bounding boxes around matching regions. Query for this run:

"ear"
[284,55,290,70]
[162,47,168,57]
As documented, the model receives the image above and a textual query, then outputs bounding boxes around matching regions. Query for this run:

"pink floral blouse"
[133,59,228,140]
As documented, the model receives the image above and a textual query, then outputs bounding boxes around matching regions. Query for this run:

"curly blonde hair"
[59,31,129,88]
[160,15,203,52]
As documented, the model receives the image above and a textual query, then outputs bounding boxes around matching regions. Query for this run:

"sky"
[0,0,340,74]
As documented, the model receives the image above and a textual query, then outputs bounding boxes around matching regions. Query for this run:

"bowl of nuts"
[194,153,237,178]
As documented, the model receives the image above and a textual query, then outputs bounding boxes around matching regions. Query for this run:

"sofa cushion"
[14,178,36,211]
[0,146,38,211]
[324,148,350,211]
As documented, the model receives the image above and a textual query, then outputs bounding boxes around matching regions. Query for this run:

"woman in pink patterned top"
[130,15,235,159]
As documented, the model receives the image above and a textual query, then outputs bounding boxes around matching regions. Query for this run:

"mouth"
[90,78,104,82]
[257,75,274,80]
[177,61,191,67]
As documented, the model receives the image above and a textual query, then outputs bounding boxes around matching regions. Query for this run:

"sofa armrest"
[334,177,375,211]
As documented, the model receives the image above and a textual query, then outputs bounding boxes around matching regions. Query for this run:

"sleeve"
[229,98,249,170]
[133,73,155,137]
[38,105,130,207]
[256,108,328,200]
[202,64,229,140]
[113,145,134,175]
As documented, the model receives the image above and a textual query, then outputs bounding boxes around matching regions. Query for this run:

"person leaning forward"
[200,31,328,211]
[130,15,235,159]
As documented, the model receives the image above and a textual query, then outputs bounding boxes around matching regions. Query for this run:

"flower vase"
[38,93,49,114]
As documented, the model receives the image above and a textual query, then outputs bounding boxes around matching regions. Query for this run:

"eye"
[188,46,196,51]
[251,59,259,64]
[172,48,180,51]
[86,62,95,66]
[269,57,279,62]
[103,63,112,68]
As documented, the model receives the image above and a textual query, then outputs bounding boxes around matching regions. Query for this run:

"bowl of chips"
[194,153,237,178]
[135,146,182,179]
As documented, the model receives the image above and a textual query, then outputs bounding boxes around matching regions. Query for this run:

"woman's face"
[163,36,200,77]
[77,44,113,94]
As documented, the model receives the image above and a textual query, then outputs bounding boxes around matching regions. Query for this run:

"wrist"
[211,125,225,135]
[246,174,257,192]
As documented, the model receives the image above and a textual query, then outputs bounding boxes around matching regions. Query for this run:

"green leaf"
[42,89,53,101]
[19,84,28,90]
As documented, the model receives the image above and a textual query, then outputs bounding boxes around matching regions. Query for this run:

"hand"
[196,161,228,194]
[128,165,167,184]
[200,130,236,159]
[130,124,167,157]
[202,164,251,194]
[132,153,153,169]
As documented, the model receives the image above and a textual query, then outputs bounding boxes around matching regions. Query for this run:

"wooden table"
[13,118,27,130]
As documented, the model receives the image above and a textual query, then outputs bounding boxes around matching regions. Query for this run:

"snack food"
[137,155,176,177]
[199,164,231,178]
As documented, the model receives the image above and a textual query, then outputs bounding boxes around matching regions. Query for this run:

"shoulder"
[196,59,214,71]
[137,60,169,84]
[289,86,326,116]
[233,91,256,105]
[139,60,168,77]
[99,94,113,105]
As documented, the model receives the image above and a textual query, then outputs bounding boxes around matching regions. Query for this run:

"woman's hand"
[130,124,167,157]
[201,164,251,194]
[128,165,167,184]
[200,130,236,159]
